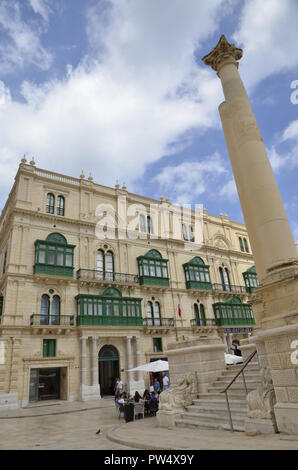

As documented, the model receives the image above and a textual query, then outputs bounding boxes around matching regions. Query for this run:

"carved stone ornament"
[246,367,276,419]
[159,373,198,412]
[202,35,243,72]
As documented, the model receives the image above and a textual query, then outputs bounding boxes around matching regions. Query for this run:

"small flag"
[178,304,182,317]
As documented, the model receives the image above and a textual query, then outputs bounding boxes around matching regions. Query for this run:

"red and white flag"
[178,304,182,317]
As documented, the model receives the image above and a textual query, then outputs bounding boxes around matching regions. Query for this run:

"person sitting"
[117,393,126,406]
[143,389,151,414]
[148,392,159,416]
[133,391,143,403]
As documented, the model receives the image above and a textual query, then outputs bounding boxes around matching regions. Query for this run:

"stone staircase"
[176,362,261,432]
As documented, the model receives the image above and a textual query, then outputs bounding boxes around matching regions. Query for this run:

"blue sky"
[0,0,298,239]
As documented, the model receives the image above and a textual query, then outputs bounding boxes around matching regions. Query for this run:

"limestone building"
[0,158,257,409]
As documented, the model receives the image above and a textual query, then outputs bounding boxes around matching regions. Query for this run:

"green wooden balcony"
[77,315,143,327]
[213,296,255,326]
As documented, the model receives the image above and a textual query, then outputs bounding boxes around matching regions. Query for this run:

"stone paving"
[0,398,298,450]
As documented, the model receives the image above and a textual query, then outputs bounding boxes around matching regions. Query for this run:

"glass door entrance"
[29,368,60,402]
[38,368,60,400]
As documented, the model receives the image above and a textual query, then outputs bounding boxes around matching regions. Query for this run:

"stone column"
[126,336,133,393]
[80,336,88,400]
[135,336,142,382]
[202,35,298,282]
[90,336,99,386]
[202,35,298,434]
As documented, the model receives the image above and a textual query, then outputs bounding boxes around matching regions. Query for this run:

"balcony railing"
[76,269,139,285]
[190,318,217,327]
[143,318,174,327]
[212,283,248,294]
[30,314,75,326]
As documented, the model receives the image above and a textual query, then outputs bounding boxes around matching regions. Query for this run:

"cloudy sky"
[0,0,298,239]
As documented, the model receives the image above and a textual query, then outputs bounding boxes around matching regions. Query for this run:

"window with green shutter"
[243,266,259,293]
[76,287,143,326]
[212,296,255,326]
[34,233,75,277]
[183,257,212,290]
[43,339,56,357]
[137,250,169,287]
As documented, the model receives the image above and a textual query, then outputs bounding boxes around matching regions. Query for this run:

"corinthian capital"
[202,35,243,72]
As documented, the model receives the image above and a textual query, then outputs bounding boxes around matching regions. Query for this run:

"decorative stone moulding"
[202,35,243,72]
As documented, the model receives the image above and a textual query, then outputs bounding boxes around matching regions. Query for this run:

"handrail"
[220,350,257,394]
[220,349,257,432]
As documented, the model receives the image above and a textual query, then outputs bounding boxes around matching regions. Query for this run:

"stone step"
[175,417,245,432]
[221,376,261,383]
[186,405,246,417]
[226,362,259,369]
[193,398,247,407]
[180,411,245,427]
[221,370,261,379]
[198,391,248,400]
[209,381,261,390]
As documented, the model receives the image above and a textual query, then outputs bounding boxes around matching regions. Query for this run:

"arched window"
[182,223,188,241]
[51,295,60,325]
[239,237,244,252]
[243,238,249,253]
[147,301,153,326]
[189,225,194,242]
[194,303,206,326]
[97,250,114,281]
[97,250,104,280]
[106,251,114,281]
[139,214,146,233]
[57,196,65,216]
[147,216,153,234]
[46,193,55,214]
[153,301,161,326]
[40,294,50,324]
[219,267,231,292]
[40,294,60,325]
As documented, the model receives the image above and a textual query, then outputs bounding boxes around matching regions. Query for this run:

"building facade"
[0,158,257,409]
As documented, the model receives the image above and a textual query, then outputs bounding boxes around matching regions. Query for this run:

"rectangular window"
[2,251,7,274]
[43,339,56,357]
[153,338,163,353]
[162,266,168,278]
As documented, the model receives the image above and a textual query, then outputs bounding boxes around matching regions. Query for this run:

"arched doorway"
[98,345,120,396]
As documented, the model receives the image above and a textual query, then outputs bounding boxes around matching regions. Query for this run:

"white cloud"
[232,0,298,89]
[0,0,53,73]
[154,152,227,205]
[0,0,229,207]
[282,120,298,141]
[29,0,52,22]
[219,179,238,200]
[267,119,298,173]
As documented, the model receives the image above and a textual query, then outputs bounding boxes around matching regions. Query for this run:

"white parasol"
[127,359,169,372]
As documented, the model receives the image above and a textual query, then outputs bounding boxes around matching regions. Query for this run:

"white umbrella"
[127,359,169,372]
